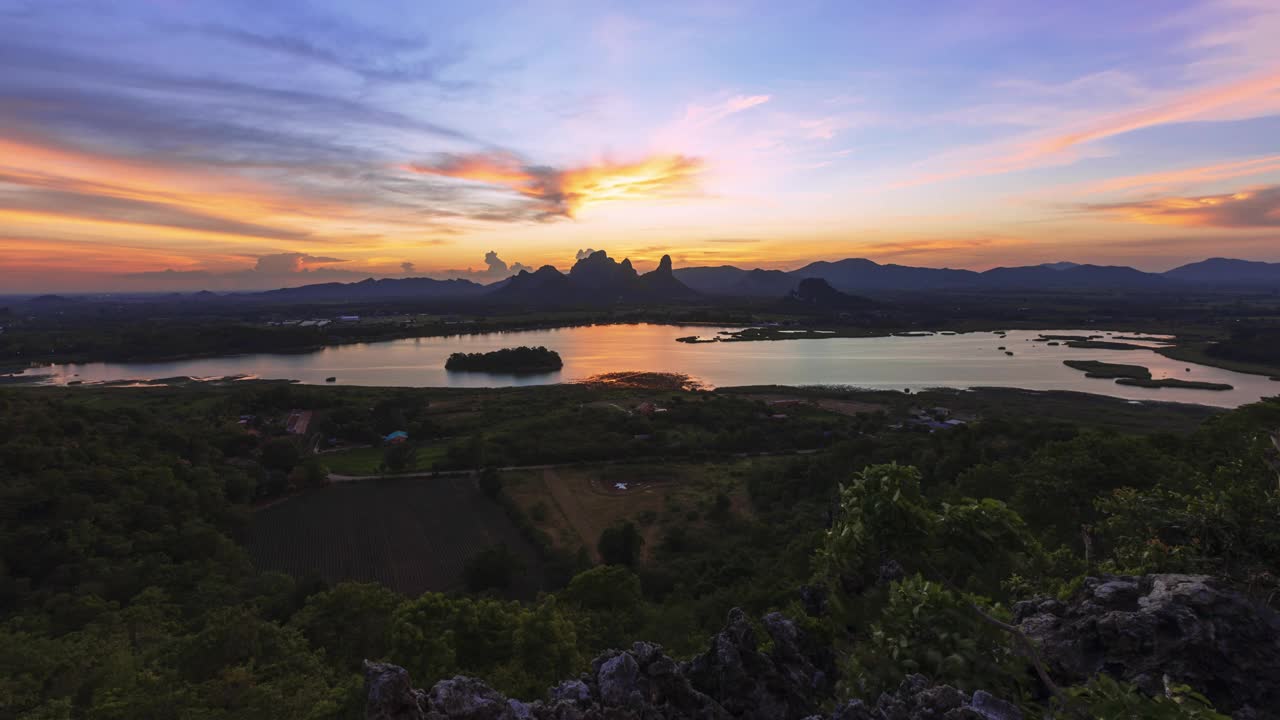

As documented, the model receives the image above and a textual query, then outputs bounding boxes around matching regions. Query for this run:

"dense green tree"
[562,566,645,648]
[598,522,644,567]
[381,443,417,473]
[290,583,404,671]
[842,574,1026,698]
[388,594,459,685]
[478,467,502,499]
[513,598,580,691]
[259,437,301,473]
[463,544,526,593]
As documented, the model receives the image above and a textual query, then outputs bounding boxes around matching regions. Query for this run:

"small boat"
[325,376,337,383]
[1005,351,1014,356]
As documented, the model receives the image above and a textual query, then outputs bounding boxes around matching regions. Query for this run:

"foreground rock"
[365,608,1021,720]
[1016,574,1280,719]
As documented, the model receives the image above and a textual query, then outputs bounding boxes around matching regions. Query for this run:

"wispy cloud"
[680,94,772,129]
[1035,70,1280,157]
[1069,154,1280,196]
[897,55,1280,189]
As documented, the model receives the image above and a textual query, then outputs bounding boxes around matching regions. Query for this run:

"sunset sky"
[3,0,1280,292]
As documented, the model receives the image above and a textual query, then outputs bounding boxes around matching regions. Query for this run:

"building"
[384,430,409,444]
[285,410,312,435]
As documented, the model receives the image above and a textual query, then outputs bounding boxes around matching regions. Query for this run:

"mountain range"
[187,255,1280,306]
[672,257,1279,296]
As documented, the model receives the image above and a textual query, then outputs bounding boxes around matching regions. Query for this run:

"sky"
[2,0,1280,292]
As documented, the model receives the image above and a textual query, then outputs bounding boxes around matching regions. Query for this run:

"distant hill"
[241,254,1280,305]
[255,277,487,302]
[979,264,1167,290]
[487,265,584,304]
[1165,258,1280,285]
[793,258,979,292]
[670,265,752,295]
[674,256,1267,295]
[782,278,877,310]
[489,251,699,306]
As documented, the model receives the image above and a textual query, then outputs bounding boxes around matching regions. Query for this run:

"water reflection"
[20,324,1280,408]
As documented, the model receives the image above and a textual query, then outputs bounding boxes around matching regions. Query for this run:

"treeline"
[1206,324,1280,367]
[445,346,563,373]
[0,303,765,366]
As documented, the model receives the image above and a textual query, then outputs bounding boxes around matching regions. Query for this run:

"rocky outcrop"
[831,675,1022,720]
[365,609,1020,720]
[1015,574,1280,718]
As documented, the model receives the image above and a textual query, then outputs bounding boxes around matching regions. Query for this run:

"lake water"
[19,324,1279,407]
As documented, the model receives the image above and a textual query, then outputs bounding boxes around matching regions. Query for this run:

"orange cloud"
[404,152,705,218]
[0,137,355,245]
[1079,185,1280,227]
[0,236,207,273]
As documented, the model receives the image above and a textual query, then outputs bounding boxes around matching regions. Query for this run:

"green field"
[320,444,448,475]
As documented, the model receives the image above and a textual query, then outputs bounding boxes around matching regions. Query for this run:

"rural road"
[324,448,822,484]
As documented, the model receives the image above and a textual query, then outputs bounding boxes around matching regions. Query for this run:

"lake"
[19,324,1279,407]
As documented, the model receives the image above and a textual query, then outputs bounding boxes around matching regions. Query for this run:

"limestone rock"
[1016,574,1280,718]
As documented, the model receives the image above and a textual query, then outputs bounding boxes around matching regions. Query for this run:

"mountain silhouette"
[784,277,877,309]
[257,277,486,302]
[1165,257,1280,285]
[674,257,1206,294]
[489,251,699,305]
[231,254,1280,304]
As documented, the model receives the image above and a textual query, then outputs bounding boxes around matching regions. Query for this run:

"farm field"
[502,461,753,562]
[243,476,543,596]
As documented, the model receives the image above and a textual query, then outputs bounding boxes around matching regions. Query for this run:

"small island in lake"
[1064,360,1232,390]
[445,346,563,373]
[1115,377,1233,391]
[1063,359,1151,379]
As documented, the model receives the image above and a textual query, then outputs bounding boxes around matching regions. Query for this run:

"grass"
[502,461,750,563]
[1156,342,1280,379]
[320,444,447,475]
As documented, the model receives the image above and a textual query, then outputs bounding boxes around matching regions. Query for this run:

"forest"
[444,347,564,373]
[1,381,1277,718]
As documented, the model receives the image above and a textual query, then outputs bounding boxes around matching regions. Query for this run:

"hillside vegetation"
[0,383,1276,718]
